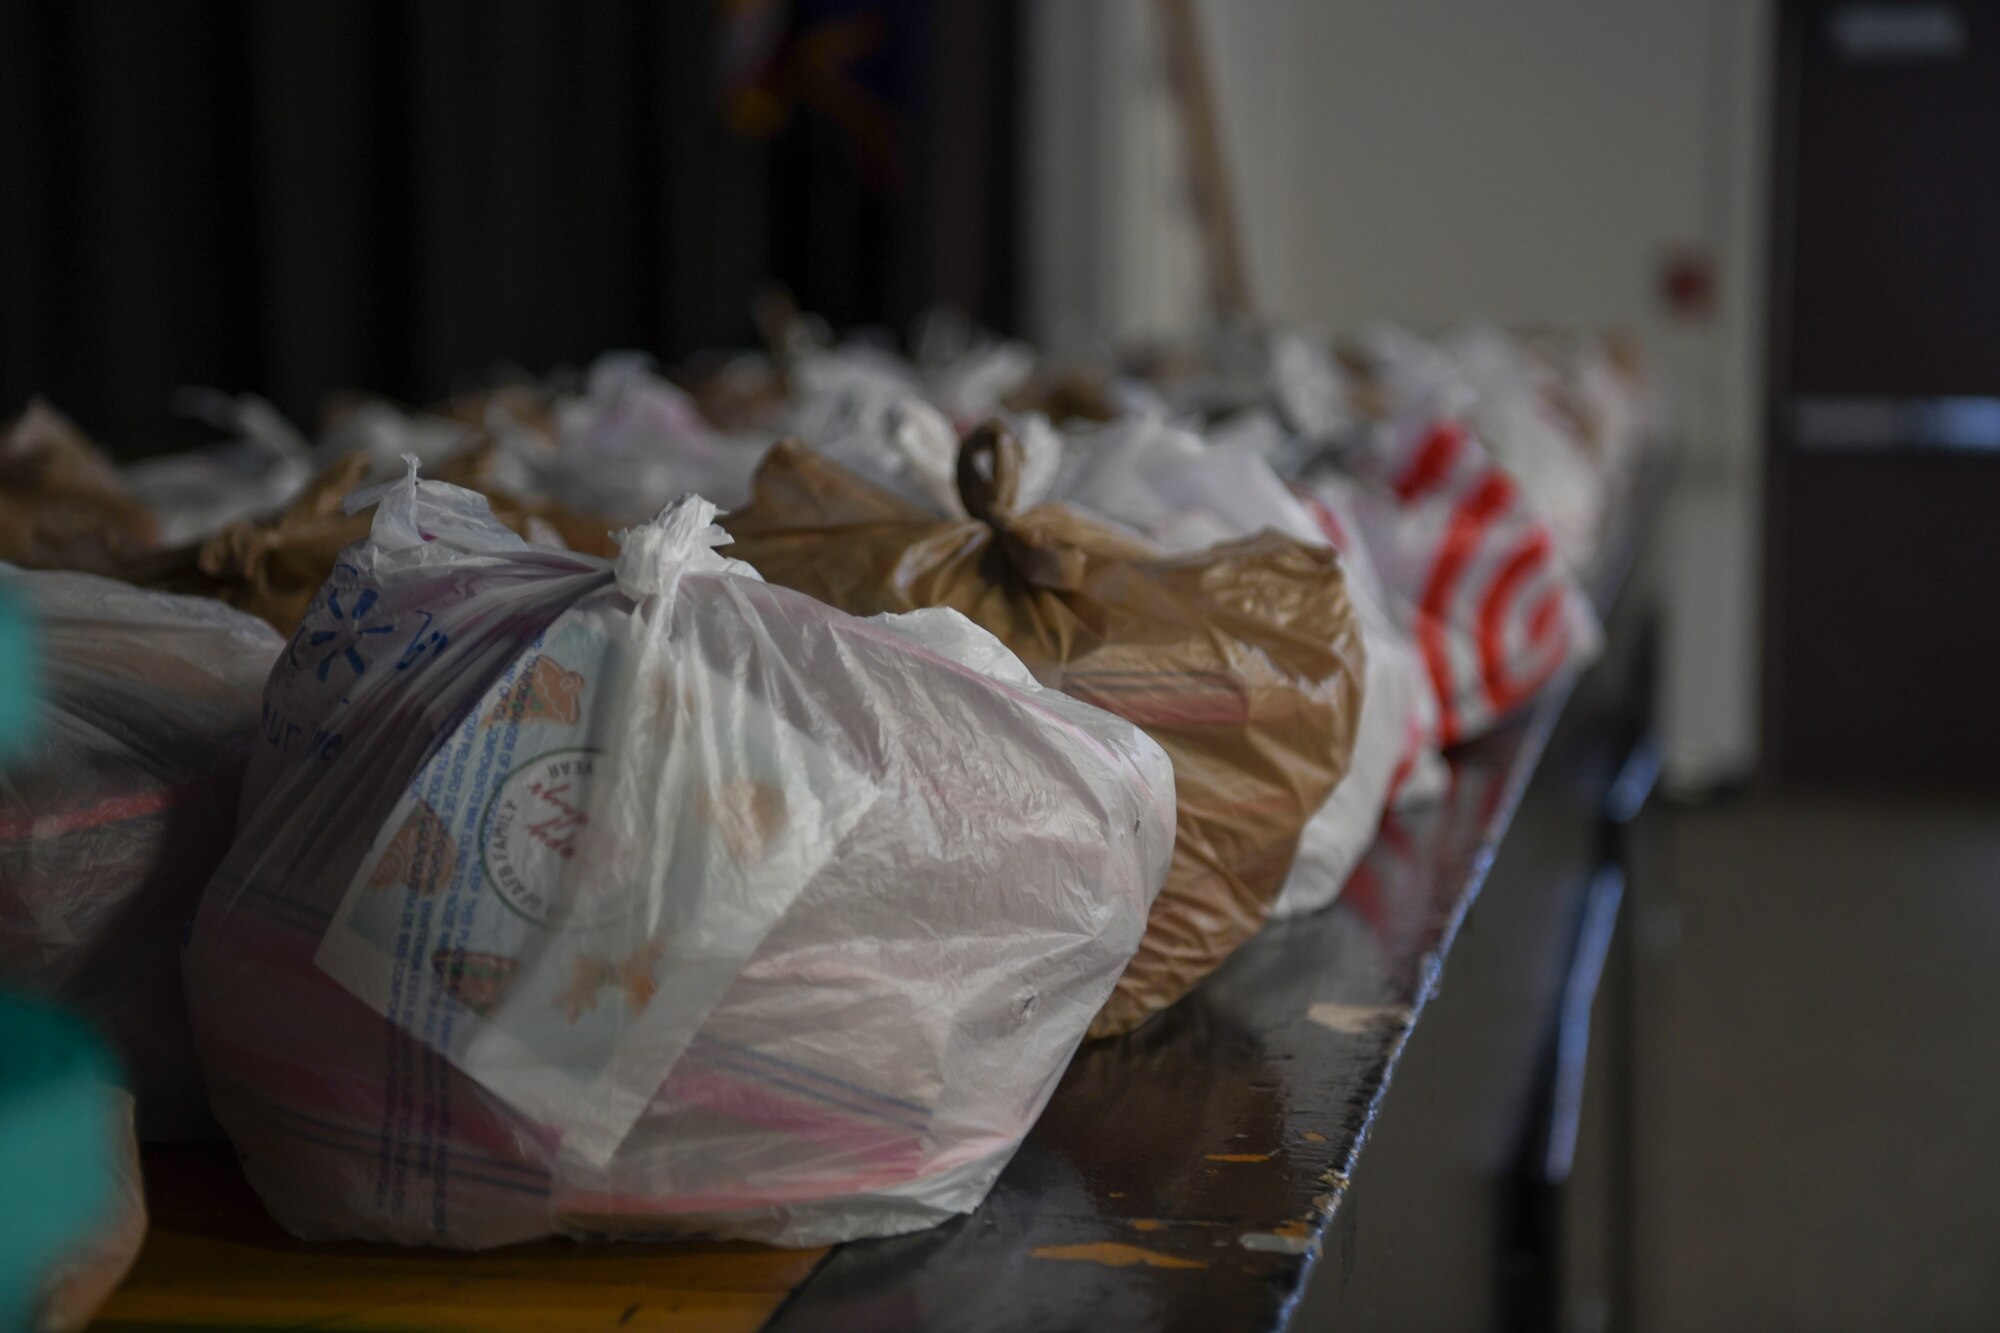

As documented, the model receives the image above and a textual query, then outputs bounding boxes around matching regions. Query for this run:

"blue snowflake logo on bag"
[289,563,450,686]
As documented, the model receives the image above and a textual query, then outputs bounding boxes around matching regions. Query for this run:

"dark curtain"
[0,0,1020,455]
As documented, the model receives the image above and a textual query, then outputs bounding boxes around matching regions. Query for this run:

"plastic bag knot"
[616,495,736,601]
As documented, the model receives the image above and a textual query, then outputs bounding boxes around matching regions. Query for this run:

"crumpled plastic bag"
[531,354,770,520]
[32,1089,147,1333]
[1288,472,1449,811]
[725,424,1364,1037]
[909,309,1039,424]
[322,357,771,526]
[780,353,967,515]
[1048,413,1443,920]
[183,464,1175,1247]
[1314,413,1603,748]
[122,391,315,546]
[0,401,159,574]
[319,395,489,481]
[778,344,1065,518]
[0,567,283,1138]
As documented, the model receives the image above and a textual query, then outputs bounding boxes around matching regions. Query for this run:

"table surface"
[93,1147,824,1332]
[93,475,1651,1333]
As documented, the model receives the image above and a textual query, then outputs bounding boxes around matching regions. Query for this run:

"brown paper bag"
[0,401,159,572]
[126,448,617,634]
[119,454,374,633]
[725,424,1365,1037]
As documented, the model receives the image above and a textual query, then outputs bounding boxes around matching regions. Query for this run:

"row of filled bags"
[0,316,1649,1252]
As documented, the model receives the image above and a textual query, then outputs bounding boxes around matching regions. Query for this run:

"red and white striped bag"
[1312,416,1601,747]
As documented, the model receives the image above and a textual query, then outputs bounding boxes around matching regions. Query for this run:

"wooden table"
[93,1148,825,1332]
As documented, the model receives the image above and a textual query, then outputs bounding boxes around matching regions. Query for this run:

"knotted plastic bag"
[0,567,283,1138]
[184,463,1173,1246]
[725,424,1364,1037]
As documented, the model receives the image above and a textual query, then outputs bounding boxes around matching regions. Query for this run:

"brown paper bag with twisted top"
[0,401,158,573]
[725,424,1365,1037]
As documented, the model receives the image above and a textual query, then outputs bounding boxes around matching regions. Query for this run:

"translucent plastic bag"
[317,397,479,482]
[1320,414,1603,748]
[909,310,1037,424]
[314,358,763,527]
[123,391,314,545]
[542,354,769,520]
[127,440,620,637]
[183,464,1174,1247]
[0,567,284,1138]
[779,350,1063,520]
[780,356,966,516]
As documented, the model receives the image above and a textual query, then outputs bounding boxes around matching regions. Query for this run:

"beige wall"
[1026,0,1772,785]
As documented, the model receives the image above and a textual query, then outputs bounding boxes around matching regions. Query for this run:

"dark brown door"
[1767,0,2000,786]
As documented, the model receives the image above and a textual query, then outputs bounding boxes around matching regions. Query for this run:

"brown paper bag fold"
[125,448,617,635]
[0,400,159,573]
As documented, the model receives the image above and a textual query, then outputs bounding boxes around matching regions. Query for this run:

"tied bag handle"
[955,420,1023,525]
[955,420,1090,592]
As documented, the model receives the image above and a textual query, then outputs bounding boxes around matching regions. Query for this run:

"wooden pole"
[1153,0,1254,322]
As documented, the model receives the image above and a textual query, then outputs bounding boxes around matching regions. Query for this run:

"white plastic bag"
[542,354,769,519]
[0,567,284,1138]
[122,391,315,545]
[910,310,1037,424]
[777,342,1068,518]
[317,399,477,481]
[1047,414,1442,919]
[1321,413,1603,748]
[1358,323,1608,567]
[184,464,1174,1248]
[1272,474,1448,919]
[1268,329,1355,442]
[781,357,966,515]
